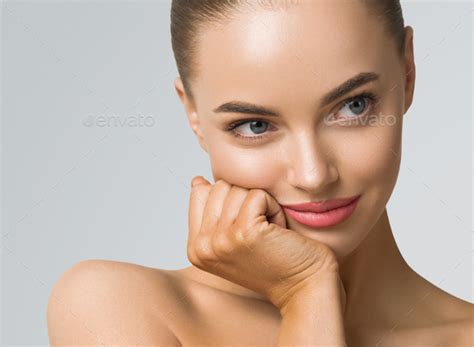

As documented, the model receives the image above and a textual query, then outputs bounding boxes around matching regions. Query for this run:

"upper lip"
[281,195,361,213]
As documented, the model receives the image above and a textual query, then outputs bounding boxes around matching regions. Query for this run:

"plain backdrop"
[1,0,472,345]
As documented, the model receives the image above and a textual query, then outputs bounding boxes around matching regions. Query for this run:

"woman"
[47,0,473,345]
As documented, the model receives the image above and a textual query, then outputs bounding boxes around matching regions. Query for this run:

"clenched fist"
[187,175,341,311]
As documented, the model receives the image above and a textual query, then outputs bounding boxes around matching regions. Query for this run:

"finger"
[217,185,249,231]
[191,175,209,187]
[188,176,212,245]
[212,186,249,257]
[236,189,287,230]
[200,179,232,237]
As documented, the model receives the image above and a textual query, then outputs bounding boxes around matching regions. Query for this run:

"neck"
[339,208,414,329]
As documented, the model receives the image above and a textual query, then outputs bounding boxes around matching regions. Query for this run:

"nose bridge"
[285,129,338,190]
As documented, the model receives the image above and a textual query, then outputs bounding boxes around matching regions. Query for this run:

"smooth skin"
[47,0,473,345]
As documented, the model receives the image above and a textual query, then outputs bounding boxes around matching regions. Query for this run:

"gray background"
[1,0,472,345]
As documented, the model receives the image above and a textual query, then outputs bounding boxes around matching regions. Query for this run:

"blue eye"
[225,92,379,143]
[230,120,269,135]
[344,97,367,115]
[226,119,273,143]
[335,93,378,121]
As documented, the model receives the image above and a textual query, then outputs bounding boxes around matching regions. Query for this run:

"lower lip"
[282,197,360,229]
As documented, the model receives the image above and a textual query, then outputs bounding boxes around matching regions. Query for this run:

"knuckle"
[187,242,201,266]
[248,188,265,200]
[231,185,249,198]
[232,223,259,249]
[194,236,215,262]
[212,232,234,257]
[215,179,230,189]
[231,185,245,193]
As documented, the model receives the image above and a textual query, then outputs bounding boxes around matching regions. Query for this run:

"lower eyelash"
[333,92,379,123]
[227,121,273,143]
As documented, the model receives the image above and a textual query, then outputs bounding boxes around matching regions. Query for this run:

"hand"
[187,176,341,311]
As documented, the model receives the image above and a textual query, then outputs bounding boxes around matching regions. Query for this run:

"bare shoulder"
[47,259,184,346]
[430,306,473,347]
[385,271,473,346]
[418,282,473,346]
[451,313,474,346]
[445,298,473,346]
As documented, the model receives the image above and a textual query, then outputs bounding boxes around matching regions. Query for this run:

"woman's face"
[176,0,415,259]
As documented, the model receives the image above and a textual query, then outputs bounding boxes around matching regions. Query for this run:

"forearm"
[277,272,347,346]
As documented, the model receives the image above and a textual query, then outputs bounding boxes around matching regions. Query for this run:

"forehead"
[193,0,397,107]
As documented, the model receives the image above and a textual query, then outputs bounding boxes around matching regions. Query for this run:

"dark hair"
[170,0,406,105]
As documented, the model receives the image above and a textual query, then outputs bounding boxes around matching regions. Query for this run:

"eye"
[329,92,379,123]
[226,119,274,143]
[225,92,380,143]
[342,97,367,116]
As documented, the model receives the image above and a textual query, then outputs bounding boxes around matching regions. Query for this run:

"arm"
[277,272,347,346]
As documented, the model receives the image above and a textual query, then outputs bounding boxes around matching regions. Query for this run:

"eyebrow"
[212,72,380,117]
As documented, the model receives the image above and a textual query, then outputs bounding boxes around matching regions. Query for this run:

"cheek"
[207,143,278,188]
[335,117,403,210]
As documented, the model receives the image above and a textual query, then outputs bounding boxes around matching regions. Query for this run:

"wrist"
[279,271,345,317]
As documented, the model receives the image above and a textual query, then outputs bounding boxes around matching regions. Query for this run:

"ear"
[174,76,208,153]
[403,26,416,114]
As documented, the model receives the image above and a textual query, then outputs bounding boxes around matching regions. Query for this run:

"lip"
[282,195,361,228]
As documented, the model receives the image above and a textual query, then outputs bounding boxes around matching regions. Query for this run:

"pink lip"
[281,195,361,228]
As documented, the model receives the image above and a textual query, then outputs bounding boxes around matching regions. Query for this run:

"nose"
[285,132,339,194]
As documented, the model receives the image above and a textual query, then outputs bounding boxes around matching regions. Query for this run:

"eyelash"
[225,92,380,144]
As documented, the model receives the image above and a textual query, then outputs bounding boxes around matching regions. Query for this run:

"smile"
[281,195,361,228]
